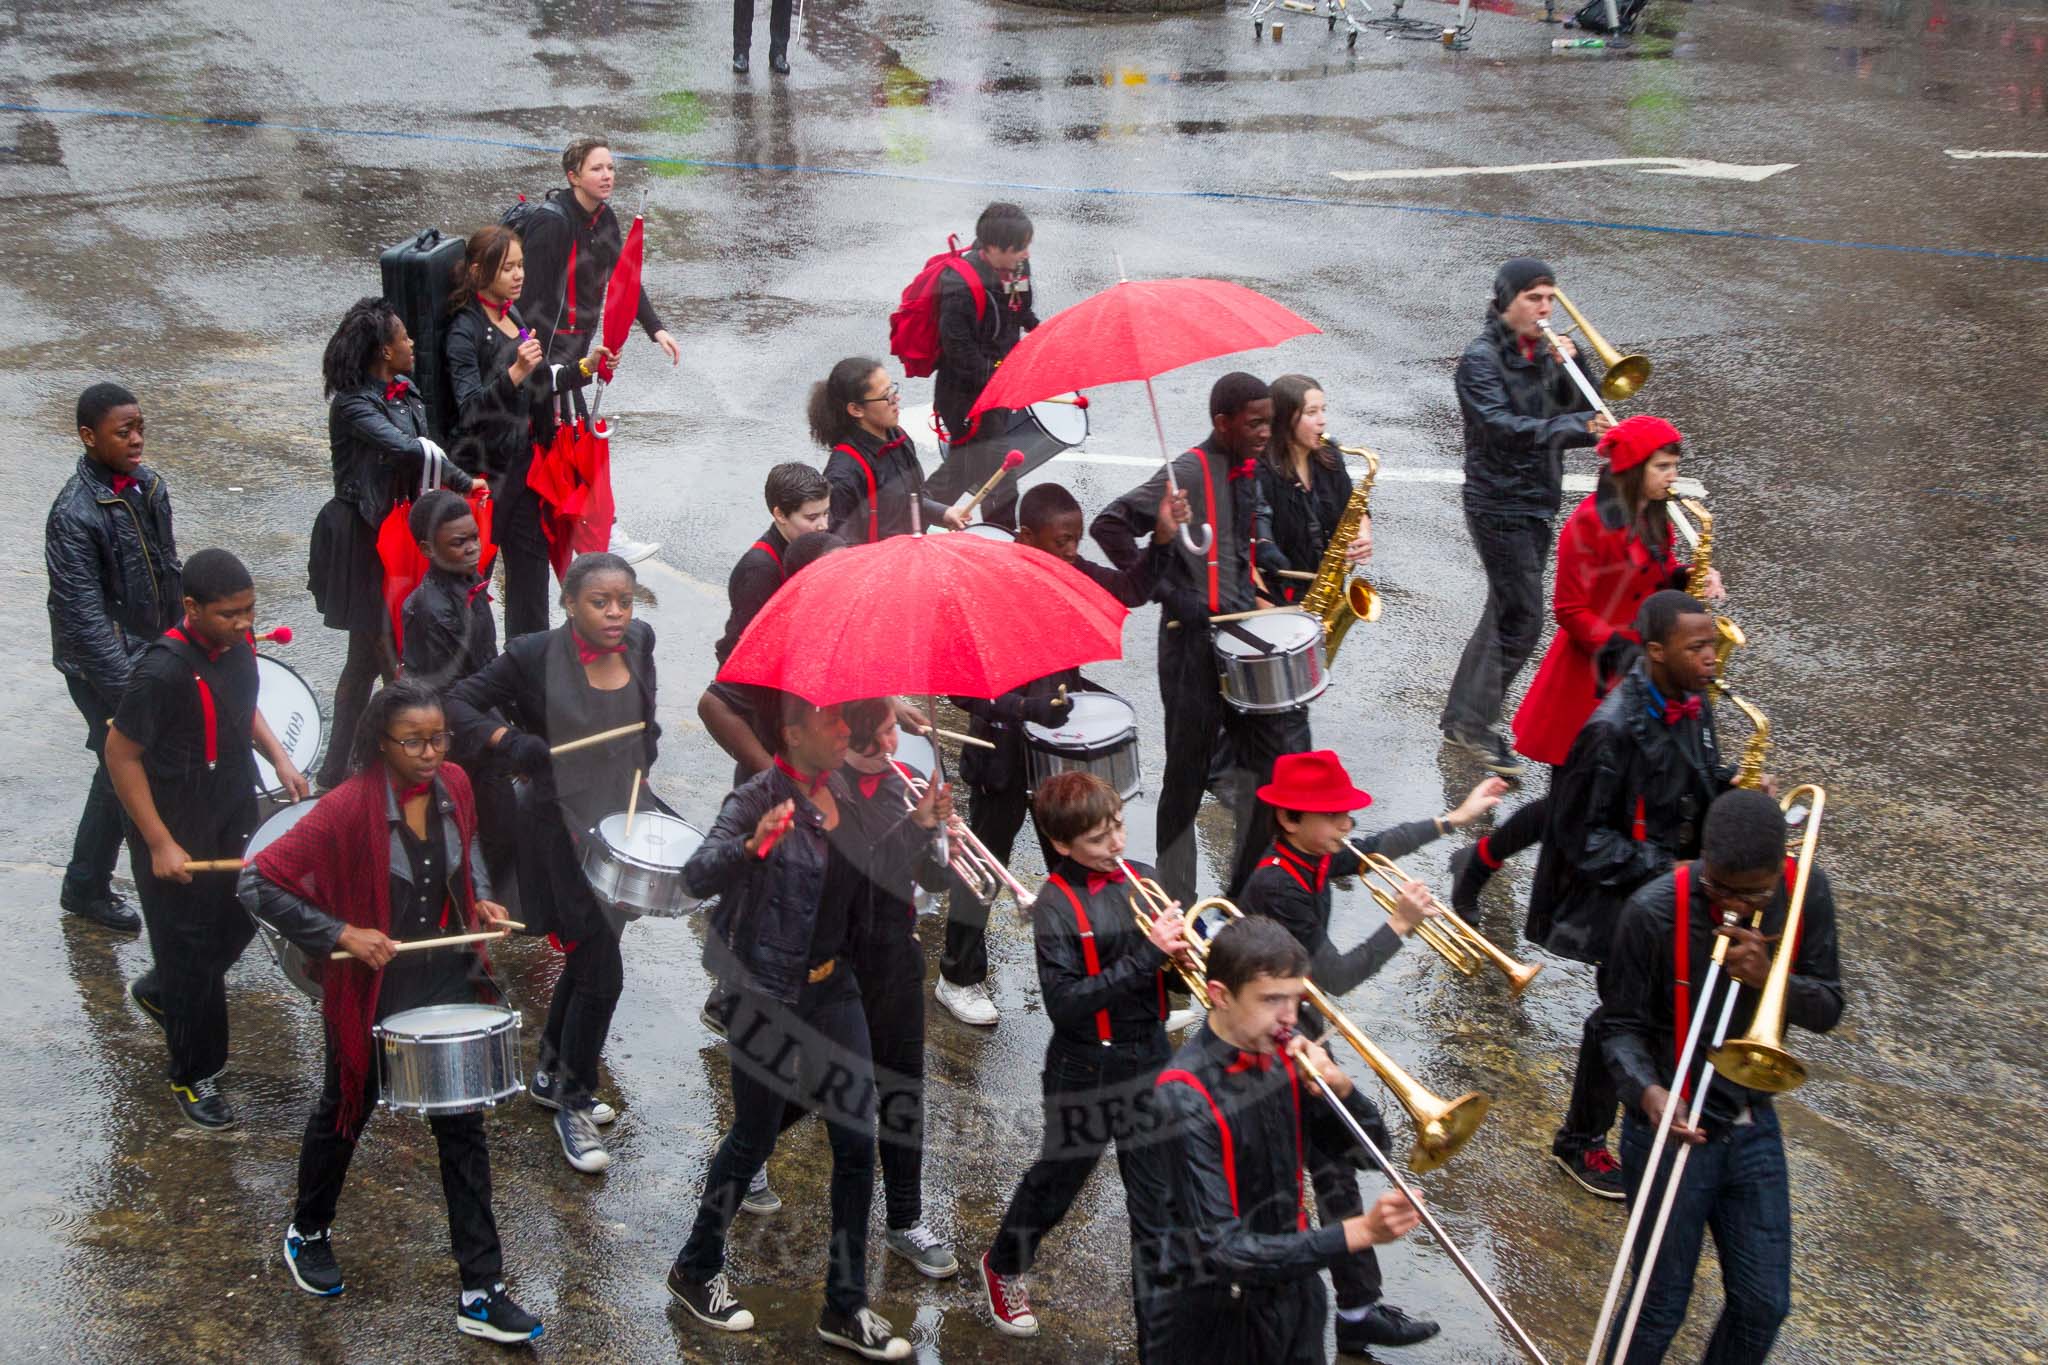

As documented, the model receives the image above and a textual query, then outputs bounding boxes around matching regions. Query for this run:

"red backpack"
[888,235,986,379]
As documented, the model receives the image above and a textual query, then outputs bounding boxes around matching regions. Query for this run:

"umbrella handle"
[588,379,607,428]
[1142,374,1214,557]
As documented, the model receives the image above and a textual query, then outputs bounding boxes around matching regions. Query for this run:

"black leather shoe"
[732,50,750,73]
[768,46,790,75]
[1337,1302,1441,1351]
[63,892,140,933]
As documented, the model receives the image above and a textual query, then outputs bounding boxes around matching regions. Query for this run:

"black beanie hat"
[1493,257,1555,311]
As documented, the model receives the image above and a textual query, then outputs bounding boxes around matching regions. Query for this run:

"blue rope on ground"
[6,101,2045,266]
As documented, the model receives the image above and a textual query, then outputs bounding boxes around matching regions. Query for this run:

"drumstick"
[331,928,510,960]
[624,768,643,838]
[549,721,646,756]
[184,859,245,872]
[959,449,1025,522]
[1273,569,1317,581]
[1166,605,1307,630]
[917,724,997,750]
[1040,394,1089,407]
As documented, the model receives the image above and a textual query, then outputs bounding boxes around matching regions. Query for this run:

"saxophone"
[1679,498,1747,683]
[1301,444,1384,664]
[1723,692,1771,791]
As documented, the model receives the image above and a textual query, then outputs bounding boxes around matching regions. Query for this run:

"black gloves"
[498,731,551,776]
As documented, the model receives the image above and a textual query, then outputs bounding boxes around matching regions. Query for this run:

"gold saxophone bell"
[1553,289,1652,402]
[1353,848,1543,996]
[1707,785,1827,1092]
[1301,444,1383,664]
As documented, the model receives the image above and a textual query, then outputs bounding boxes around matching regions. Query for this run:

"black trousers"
[539,928,624,1107]
[1441,510,1554,739]
[1157,629,1312,905]
[940,778,1052,987]
[733,0,792,53]
[677,974,875,1314]
[989,1034,1173,1358]
[856,930,928,1230]
[62,676,125,906]
[494,490,552,641]
[1556,985,1619,1157]
[130,838,255,1085]
[295,1022,502,1290]
[318,625,394,789]
[1307,1112,1388,1310]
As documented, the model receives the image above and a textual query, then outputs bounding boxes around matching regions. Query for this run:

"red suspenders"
[163,627,219,770]
[751,538,785,577]
[1044,874,1114,1044]
[1192,448,1222,612]
[834,443,881,544]
[1158,1069,1238,1214]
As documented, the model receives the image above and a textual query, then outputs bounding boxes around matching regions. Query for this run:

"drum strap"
[834,443,881,543]
[1217,619,1280,655]
[1045,874,1113,1044]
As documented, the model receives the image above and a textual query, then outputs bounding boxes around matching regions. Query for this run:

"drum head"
[594,812,702,869]
[1028,394,1089,447]
[247,796,319,858]
[1025,692,1138,750]
[254,656,323,795]
[244,797,324,1003]
[962,522,1015,543]
[376,1003,514,1039]
[1214,612,1321,658]
[895,728,936,779]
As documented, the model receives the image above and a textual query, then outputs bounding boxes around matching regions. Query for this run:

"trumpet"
[1115,859,1213,999]
[888,760,1036,912]
[1352,845,1543,995]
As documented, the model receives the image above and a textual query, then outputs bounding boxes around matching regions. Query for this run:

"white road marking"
[1331,157,1797,184]
[1943,149,2048,160]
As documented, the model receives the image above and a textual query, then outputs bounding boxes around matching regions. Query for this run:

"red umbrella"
[526,413,614,579]
[590,193,646,416]
[965,273,1319,553]
[719,533,1129,704]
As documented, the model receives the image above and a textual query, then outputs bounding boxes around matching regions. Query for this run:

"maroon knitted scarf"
[253,763,482,1133]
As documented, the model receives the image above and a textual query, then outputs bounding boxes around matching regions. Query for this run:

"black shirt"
[714,523,789,665]
[380,799,475,1017]
[825,426,949,543]
[1033,856,1170,1049]
[1256,448,1354,605]
[113,630,261,850]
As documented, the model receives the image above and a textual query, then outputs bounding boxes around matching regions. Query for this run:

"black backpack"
[500,192,566,236]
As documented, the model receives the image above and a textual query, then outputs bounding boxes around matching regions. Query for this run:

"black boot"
[732,50,750,73]
[768,46,790,75]
[1449,843,1493,919]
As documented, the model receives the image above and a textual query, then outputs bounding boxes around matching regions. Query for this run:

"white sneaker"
[1166,1005,1206,1034]
[607,529,660,564]
[934,976,999,1027]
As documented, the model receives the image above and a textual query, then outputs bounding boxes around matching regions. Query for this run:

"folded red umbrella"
[719,533,1128,704]
[375,486,498,653]
[594,205,644,387]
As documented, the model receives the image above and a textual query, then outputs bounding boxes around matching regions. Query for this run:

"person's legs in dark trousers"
[859,939,928,1231]
[495,492,552,641]
[296,1028,377,1234]
[1554,1000,1619,1157]
[1156,633,1229,904]
[61,678,125,911]
[1440,512,1552,741]
[1109,1036,1173,1363]
[941,779,1028,988]
[319,624,394,789]
[733,0,794,56]
[429,1111,505,1290]
[1223,704,1314,900]
[768,0,793,52]
[132,860,253,1085]
[986,1040,1116,1277]
[543,929,624,1107]
[1311,1150,1383,1312]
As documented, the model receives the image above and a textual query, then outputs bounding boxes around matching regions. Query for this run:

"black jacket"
[951,549,1167,791]
[1092,434,1281,626]
[328,381,458,531]
[443,300,588,485]
[836,762,949,949]
[1032,857,1171,1050]
[400,566,499,698]
[1602,862,1843,1125]
[825,425,947,543]
[515,188,665,367]
[933,251,1036,434]
[1151,1023,1382,1364]
[1454,314,1601,518]
[1239,821,1436,999]
[1256,448,1352,605]
[714,524,790,666]
[45,454,181,702]
[1527,662,1735,964]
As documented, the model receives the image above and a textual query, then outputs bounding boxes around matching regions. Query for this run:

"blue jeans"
[1613,1106,1792,1365]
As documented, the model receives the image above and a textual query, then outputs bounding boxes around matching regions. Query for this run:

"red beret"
[1597,414,1684,473]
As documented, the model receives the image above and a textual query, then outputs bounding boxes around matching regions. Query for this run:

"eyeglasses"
[857,384,902,405]
[384,731,454,757]
[1697,871,1775,908]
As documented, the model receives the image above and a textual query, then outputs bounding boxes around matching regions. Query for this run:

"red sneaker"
[981,1253,1040,1337]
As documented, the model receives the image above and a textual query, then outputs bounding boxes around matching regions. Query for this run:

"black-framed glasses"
[1698,870,1775,908]
[384,731,454,757]
[858,384,902,405]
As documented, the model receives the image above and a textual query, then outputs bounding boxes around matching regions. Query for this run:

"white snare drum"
[244,798,323,1002]
[580,812,705,920]
[1025,394,1089,449]
[962,522,1015,543]
[373,1003,523,1116]
[254,656,323,797]
[1215,612,1328,713]
[1024,692,1142,799]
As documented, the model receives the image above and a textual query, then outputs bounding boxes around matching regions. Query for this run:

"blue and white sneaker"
[284,1224,343,1296]
[457,1282,543,1344]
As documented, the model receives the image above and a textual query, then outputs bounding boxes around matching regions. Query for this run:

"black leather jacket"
[45,455,181,701]
[328,381,463,531]
[1454,313,1602,518]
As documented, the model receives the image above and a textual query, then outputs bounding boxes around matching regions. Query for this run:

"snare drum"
[1214,613,1328,713]
[243,798,323,1002]
[1023,393,1089,449]
[254,656,323,797]
[579,812,706,920]
[1024,691,1142,799]
[373,1003,523,1116]
[962,522,1015,543]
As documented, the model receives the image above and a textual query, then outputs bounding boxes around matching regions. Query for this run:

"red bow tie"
[1226,1049,1274,1074]
[1663,695,1704,726]
[774,755,830,797]
[384,377,412,403]
[1086,866,1129,896]
[394,779,433,803]
[1227,458,1259,481]
[111,473,139,495]
[466,581,493,608]
[857,772,887,799]
[573,633,626,665]
[482,295,513,321]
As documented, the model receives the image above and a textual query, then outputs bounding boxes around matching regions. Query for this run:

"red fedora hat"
[1257,750,1373,812]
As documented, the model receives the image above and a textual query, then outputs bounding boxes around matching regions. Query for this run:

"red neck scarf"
[393,777,433,803]
[481,294,513,321]
[251,765,482,1135]
[384,377,412,403]
[857,772,887,799]
[1226,1048,1274,1074]
[172,619,230,662]
[1086,865,1128,896]
[466,580,493,608]
[573,631,627,665]
[774,755,830,797]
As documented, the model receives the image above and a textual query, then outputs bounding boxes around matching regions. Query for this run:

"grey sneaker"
[884,1224,960,1279]
[741,1166,780,1215]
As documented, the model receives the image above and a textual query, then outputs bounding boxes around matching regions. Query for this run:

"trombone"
[1552,289,1651,402]
[1351,845,1543,996]
[1586,786,1825,1365]
[888,760,1036,913]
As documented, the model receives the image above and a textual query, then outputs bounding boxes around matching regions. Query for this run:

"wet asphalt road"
[3,0,2045,1360]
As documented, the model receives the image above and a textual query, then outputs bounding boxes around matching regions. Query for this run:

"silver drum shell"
[1214,614,1328,713]
[373,1005,524,1116]
[579,813,705,920]
[1023,693,1142,799]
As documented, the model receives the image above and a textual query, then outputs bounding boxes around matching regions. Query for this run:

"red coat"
[1512,491,1686,765]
